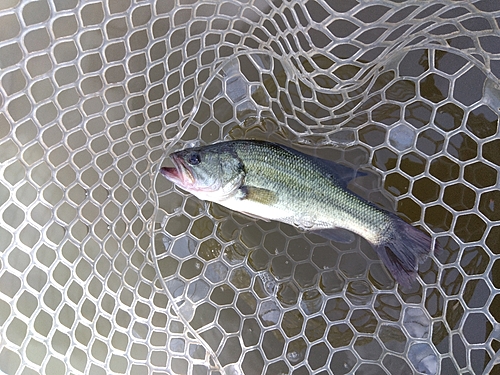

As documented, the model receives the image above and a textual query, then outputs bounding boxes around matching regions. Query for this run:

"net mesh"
[0,1,499,374]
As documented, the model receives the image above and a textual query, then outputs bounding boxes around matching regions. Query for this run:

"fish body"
[160,140,433,287]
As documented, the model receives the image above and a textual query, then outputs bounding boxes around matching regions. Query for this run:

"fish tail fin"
[374,216,434,287]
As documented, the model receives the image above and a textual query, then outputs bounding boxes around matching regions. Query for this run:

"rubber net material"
[0,1,499,374]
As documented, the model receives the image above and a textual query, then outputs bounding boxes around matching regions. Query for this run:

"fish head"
[160,143,245,201]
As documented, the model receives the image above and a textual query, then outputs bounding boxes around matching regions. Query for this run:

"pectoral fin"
[240,185,278,205]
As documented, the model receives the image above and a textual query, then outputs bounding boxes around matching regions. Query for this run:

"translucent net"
[0,1,499,374]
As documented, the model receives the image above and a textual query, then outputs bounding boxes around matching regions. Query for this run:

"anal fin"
[239,211,271,222]
[310,228,356,244]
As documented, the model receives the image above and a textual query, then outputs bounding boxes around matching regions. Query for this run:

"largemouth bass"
[160,140,433,287]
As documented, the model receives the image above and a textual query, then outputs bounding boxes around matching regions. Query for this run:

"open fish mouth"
[160,153,195,187]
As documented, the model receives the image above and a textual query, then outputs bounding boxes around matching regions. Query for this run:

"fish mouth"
[160,153,195,187]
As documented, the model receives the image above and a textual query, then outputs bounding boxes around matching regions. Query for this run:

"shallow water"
[1,1,499,375]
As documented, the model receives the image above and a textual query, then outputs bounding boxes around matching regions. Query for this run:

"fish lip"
[160,153,195,186]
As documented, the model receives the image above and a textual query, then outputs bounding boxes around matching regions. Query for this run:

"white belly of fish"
[217,195,381,244]
[217,196,295,223]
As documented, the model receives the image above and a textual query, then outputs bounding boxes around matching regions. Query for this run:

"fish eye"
[187,152,201,165]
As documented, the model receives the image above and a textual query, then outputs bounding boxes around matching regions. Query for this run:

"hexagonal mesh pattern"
[0,1,499,374]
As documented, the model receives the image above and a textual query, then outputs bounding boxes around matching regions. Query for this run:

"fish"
[160,140,434,287]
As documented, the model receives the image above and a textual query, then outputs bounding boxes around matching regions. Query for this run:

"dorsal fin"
[273,142,365,188]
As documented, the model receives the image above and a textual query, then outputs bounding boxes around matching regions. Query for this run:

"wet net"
[0,1,499,374]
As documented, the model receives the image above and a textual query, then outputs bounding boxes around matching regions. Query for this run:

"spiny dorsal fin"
[272,142,365,188]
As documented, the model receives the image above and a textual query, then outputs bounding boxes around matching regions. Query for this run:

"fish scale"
[231,141,390,236]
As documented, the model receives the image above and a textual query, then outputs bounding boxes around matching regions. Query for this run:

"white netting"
[0,1,499,374]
